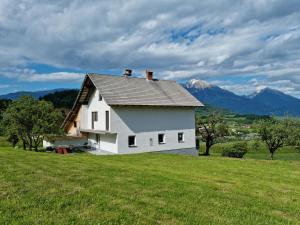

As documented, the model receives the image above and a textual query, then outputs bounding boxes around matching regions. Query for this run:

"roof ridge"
[87,73,176,82]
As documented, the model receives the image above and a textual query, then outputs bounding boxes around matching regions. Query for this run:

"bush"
[222,142,248,158]
[251,140,262,152]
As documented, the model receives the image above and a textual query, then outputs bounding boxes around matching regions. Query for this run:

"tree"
[7,133,19,148]
[258,118,289,160]
[2,96,64,151]
[39,90,78,109]
[284,118,300,148]
[0,99,11,135]
[197,113,229,155]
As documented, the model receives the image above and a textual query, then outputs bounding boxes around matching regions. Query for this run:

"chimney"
[146,70,153,81]
[123,69,132,77]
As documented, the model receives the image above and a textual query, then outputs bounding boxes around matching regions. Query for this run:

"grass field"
[0,136,10,147]
[200,140,300,161]
[1,147,300,225]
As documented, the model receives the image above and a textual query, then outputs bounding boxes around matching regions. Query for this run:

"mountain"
[184,79,300,116]
[40,89,79,109]
[248,88,300,116]
[0,89,67,100]
[184,79,268,115]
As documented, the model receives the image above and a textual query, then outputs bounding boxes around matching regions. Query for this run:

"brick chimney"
[123,69,132,77]
[146,70,153,81]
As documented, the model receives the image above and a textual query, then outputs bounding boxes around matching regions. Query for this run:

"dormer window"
[99,94,102,101]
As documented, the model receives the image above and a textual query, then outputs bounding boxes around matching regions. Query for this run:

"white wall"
[111,106,196,154]
[88,133,118,153]
[81,89,111,131]
[80,105,88,130]
[81,89,118,153]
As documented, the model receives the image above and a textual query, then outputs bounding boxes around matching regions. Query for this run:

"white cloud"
[0,67,84,82]
[0,84,10,89]
[0,0,300,97]
[27,72,84,82]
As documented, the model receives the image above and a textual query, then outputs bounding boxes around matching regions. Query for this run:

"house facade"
[53,70,203,154]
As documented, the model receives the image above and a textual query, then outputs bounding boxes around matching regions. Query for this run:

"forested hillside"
[0,99,11,135]
[39,90,78,109]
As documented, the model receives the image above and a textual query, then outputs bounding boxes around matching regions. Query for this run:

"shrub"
[222,142,248,158]
[251,140,262,152]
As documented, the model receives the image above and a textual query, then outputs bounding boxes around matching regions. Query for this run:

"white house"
[45,70,203,154]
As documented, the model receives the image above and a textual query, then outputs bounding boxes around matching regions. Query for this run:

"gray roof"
[88,73,203,107]
[62,73,203,129]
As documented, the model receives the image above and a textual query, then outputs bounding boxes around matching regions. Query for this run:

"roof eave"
[61,74,95,130]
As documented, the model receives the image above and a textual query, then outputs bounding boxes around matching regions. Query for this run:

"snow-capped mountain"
[186,79,215,89]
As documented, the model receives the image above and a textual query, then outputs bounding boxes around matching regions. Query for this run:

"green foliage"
[2,96,64,151]
[258,118,289,159]
[284,118,300,148]
[7,133,18,148]
[197,112,229,155]
[251,139,262,152]
[39,89,78,109]
[0,99,11,135]
[0,99,11,118]
[221,142,248,158]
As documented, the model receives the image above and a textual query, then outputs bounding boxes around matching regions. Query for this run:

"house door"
[96,134,100,150]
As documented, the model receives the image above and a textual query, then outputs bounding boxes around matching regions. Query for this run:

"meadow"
[1,146,300,225]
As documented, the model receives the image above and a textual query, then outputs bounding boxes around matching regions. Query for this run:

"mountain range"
[0,89,66,100]
[184,79,300,116]
[1,80,300,116]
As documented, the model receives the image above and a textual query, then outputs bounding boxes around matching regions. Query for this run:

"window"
[91,111,98,129]
[99,94,102,101]
[128,136,136,147]
[73,121,77,128]
[178,132,184,143]
[158,133,165,144]
[105,110,109,131]
[92,112,98,121]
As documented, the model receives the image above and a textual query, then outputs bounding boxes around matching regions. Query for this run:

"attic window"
[99,94,102,101]
[73,121,77,128]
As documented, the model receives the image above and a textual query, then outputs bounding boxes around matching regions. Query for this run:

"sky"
[0,0,300,98]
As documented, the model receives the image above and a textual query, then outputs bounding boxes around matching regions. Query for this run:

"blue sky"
[0,0,300,98]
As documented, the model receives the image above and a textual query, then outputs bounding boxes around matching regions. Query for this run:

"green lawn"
[200,141,300,161]
[0,137,10,147]
[1,148,300,225]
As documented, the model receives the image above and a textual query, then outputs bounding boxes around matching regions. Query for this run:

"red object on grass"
[62,148,68,154]
[55,147,68,154]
